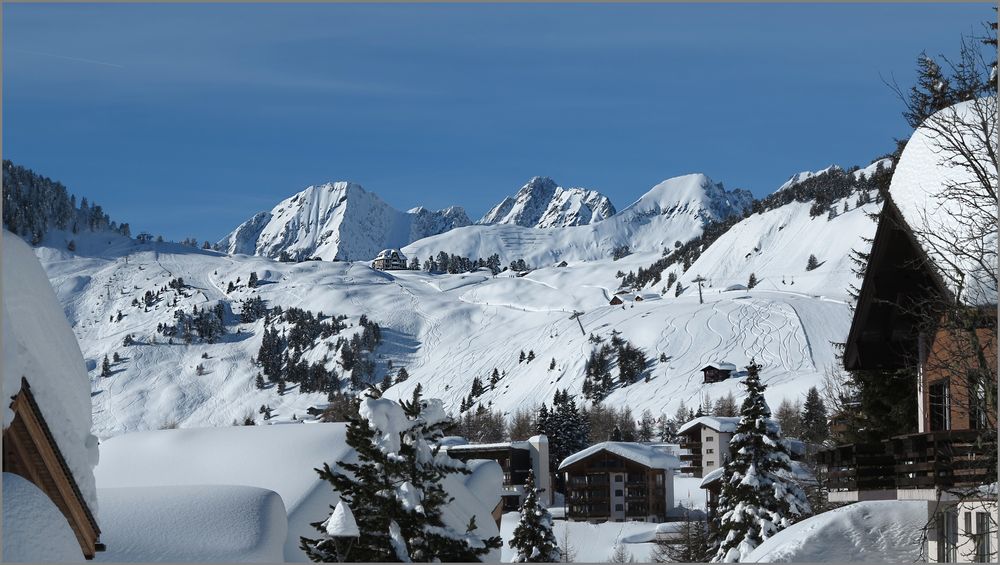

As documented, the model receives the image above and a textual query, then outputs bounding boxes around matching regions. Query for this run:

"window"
[615,490,623,497]
[929,381,951,431]
[975,512,992,563]
[615,504,623,511]
[615,475,623,482]
[655,474,664,485]
[706,460,715,467]
[967,371,989,430]
[706,436,714,442]
[937,510,958,562]
[706,448,714,454]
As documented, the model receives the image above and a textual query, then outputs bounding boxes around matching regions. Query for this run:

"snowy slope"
[405,173,751,265]
[479,176,616,228]
[672,197,881,299]
[218,182,470,261]
[35,227,854,443]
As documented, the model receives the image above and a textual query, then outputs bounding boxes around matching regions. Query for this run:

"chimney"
[527,434,552,506]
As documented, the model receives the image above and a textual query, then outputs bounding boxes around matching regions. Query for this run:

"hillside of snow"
[217,182,470,261]
[672,197,881,298]
[35,210,858,443]
[479,176,616,228]
[405,173,752,265]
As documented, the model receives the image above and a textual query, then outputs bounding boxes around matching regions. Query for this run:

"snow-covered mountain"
[217,182,470,261]
[479,176,616,228]
[405,173,752,265]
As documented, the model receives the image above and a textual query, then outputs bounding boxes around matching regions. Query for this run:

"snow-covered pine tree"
[101,355,111,377]
[301,406,398,562]
[509,468,560,563]
[747,272,757,289]
[396,391,502,561]
[302,393,500,562]
[712,360,810,562]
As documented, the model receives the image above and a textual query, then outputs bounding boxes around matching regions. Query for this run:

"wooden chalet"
[816,98,997,563]
[609,295,623,306]
[4,383,102,559]
[701,362,736,383]
[559,442,679,523]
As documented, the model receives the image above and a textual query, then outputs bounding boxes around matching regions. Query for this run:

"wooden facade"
[701,363,736,384]
[819,197,997,500]
[561,450,670,523]
[3,378,101,559]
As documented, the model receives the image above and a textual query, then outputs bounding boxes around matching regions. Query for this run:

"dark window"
[706,448,714,454]
[615,504,623,511]
[615,475,623,482]
[615,490,623,497]
[975,512,992,562]
[929,381,951,431]
[706,436,714,442]
[937,510,958,562]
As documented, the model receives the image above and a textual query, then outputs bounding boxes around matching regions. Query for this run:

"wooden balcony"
[816,430,996,493]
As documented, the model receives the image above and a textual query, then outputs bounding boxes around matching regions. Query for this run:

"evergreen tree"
[805,254,819,271]
[799,387,829,445]
[508,468,560,562]
[747,272,758,290]
[248,271,259,288]
[101,355,111,377]
[712,360,810,562]
[301,393,500,562]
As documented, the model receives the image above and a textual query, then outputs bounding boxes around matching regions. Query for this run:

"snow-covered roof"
[374,248,406,260]
[889,97,998,306]
[96,485,287,562]
[746,500,929,562]
[701,362,737,372]
[558,441,681,471]
[2,473,84,562]
[2,231,99,513]
[699,467,725,488]
[677,416,741,435]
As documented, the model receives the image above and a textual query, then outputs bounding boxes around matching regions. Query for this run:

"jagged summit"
[479,177,615,228]
[217,181,470,261]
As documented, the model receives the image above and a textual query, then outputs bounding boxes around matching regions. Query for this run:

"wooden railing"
[816,430,996,492]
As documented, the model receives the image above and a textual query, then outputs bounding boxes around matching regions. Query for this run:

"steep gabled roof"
[887,97,997,307]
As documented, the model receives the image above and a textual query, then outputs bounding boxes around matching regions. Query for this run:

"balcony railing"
[816,430,997,492]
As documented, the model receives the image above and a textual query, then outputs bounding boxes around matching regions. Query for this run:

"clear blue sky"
[3,3,991,242]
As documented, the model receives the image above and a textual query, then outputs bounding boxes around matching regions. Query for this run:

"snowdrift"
[746,500,930,562]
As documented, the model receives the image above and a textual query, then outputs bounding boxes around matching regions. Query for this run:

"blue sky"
[3,3,990,242]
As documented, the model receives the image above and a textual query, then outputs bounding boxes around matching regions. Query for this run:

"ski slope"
[34,216,858,440]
